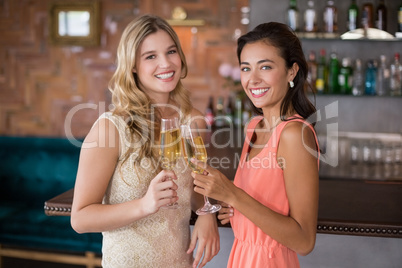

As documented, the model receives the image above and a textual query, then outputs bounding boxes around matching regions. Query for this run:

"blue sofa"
[0,136,102,265]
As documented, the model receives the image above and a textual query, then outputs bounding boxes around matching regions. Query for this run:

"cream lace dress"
[97,112,193,268]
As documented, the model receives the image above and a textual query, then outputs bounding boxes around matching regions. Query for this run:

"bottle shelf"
[310,93,402,98]
[296,31,402,42]
[297,32,340,39]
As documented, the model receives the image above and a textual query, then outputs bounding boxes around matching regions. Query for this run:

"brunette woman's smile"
[250,87,269,97]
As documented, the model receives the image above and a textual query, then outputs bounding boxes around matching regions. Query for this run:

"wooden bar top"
[44,179,402,238]
[44,188,73,216]
[315,179,402,238]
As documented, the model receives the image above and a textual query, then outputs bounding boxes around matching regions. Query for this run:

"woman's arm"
[186,108,220,268]
[71,118,178,233]
[192,121,319,256]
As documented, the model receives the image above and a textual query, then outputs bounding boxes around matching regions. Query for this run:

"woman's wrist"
[196,212,218,226]
[226,185,241,209]
[135,198,154,219]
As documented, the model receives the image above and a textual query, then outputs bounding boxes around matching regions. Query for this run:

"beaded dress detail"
[97,112,193,268]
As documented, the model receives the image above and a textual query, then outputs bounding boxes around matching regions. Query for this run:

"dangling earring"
[289,81,294,88]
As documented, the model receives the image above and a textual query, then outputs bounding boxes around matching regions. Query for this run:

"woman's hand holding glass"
[190,157,238,225]
[141,169,179,214]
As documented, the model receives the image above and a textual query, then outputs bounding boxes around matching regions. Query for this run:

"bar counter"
[44,179,402,238]
[45,127,402,239]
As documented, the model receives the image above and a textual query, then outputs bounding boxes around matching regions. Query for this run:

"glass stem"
[204,195,211,204]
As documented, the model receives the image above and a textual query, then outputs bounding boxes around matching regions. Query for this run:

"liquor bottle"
[328,52,340,94]
[338,58,353,95]
[375,0,387,31]
[215,96,225,127]
[362,1,374,28]
[376,55,389,96]
[323,0,338,33]
[286,0,299,31]
[390,53,402,96]
[304,0,317,32]
[347,0,359,31]
[352,59,364,96]
[205,96,215,126]
[234,95,242,127]
[316,49,328,94]
[242,99,252,127]
[398,3,402,32]
[307,50,317,92]
[365,60,377,95]
[225,95,234,126]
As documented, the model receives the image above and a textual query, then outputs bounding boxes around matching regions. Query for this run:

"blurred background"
[1,0,401,267]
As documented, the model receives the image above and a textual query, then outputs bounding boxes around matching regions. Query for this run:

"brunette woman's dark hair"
[237,22,316,122]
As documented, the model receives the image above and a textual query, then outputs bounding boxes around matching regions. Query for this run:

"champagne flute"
[159,117,181,209]
[181,123,221,215]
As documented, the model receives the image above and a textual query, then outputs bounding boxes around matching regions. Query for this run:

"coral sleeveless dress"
[227,115,319,268]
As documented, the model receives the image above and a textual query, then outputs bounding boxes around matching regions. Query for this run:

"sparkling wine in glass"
[159,117,181,209]
[181,123,221,215]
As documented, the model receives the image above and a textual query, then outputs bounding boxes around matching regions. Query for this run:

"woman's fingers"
[190,158,210,174]
[153,170,178,188]
[217,202,233,225]
[219,217,230,225]
[157,169,178,182]
[151,170,179,203]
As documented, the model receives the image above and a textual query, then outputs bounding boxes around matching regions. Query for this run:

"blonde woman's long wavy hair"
[109,14,192,169]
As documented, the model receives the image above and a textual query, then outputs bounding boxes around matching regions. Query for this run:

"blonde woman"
[71,14,219,268]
